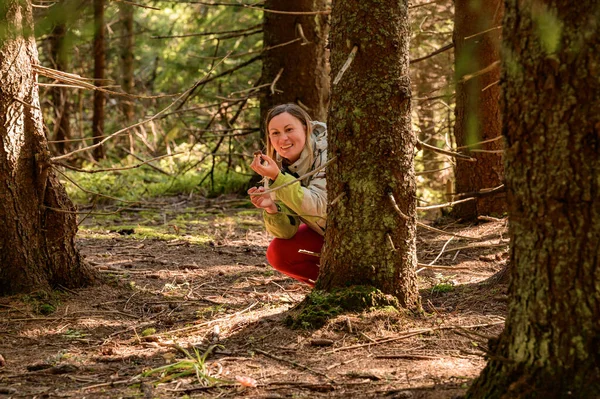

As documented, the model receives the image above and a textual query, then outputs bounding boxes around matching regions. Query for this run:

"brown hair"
[264,103,314,167]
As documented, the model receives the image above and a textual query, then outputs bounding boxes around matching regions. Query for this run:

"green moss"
[142,328,156,337]
[39,303,56,315]
[286,285,400,329]
[431,283,454,294]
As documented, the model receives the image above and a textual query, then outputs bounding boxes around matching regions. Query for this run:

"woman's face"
[268,112,307,163]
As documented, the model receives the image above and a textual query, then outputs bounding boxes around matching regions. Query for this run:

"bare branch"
[416,197,475,211]
[460,60,500,83]
[196,38,301,60]
[270,68,284,95]
[452,184,505,200]
[455,135,503,150]
[464,25,502,41]
[416,166,452,176]
[55,168,151,204]
[51,53,232,161]
[417,139,476,162]
[249,157,337,196]
[333,45,358,85]
[470,149,504,154]
[410,42,453,65]
[108,0,160,10]
[151,24,261,39]
[482,79,500,92]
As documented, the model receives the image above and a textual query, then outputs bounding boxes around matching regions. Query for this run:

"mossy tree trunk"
[317,0,419,308]
[467,1,600,397]
[260,0,330,122]
[0,0,95,295]
[452,0,505,220]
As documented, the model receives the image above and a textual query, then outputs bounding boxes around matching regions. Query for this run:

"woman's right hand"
[248,186,278,214]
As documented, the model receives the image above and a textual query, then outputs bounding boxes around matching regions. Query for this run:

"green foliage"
[141,345,230,385]
[38,303,56,315]
[63,329,88,339]
[63,151,252,204]
[21,291,61,315]
[431,282,454,294]
[430,273,456,294]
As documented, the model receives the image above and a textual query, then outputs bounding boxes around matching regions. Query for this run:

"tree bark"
[120,2,134,122]
[452,0,505,219]
[317,0,419,308]
[49,22,71,155]
[260,0,330,122]
[467,1,600,397]
[120,2,135,155]
[0,0,95,295]
[92,0,105,160]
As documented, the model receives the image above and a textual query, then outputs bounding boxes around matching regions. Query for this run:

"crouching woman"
[247,103,327,287]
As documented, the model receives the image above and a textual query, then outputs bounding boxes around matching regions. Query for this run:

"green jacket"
[263,121,328,239]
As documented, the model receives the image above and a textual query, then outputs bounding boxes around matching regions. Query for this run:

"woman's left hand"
[250,154,279,181]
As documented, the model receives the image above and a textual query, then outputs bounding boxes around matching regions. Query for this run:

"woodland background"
[2,0,597,397]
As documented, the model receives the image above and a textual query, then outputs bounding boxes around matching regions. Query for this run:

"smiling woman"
[247,103,328,287]
[267,112,307,163]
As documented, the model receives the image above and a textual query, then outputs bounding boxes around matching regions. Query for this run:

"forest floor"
[0,195,509,399]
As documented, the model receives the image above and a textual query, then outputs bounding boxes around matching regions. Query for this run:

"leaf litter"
[0,195,508,398]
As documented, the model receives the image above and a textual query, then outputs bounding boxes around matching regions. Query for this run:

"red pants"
[266,224,324,287]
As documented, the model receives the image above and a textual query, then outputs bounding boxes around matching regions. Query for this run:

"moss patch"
[286,285,400,329]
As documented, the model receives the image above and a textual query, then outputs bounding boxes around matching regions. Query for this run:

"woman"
[248,104,327,286]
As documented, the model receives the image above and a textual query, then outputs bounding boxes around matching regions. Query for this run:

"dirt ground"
[0,195,509,398]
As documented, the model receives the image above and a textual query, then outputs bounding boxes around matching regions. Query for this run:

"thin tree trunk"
[317,0,419,308]
[452,0,505,219]
[120,2,135,155]
[92,0,105,160]
[120,2,134,122]
[467,1,600,397]
[260,0,330,122]
[0,0,95,295]
[49,22,71,155]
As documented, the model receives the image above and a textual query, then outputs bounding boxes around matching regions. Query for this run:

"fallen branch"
[141,301,259,340]
[255,349,334,382]
[323,321,505,354]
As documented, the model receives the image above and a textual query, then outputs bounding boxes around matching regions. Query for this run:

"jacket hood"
[311,121,327,152]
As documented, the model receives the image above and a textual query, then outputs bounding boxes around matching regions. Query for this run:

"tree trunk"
[120,2,135,155]
[452,0,505,219]
[92,0,105,160]
[0,0,95,295]
[120,2,134,122]
[467,1,600,397]
[260,0,330,122]
[317,0,419,308]
[49,22,71,155]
